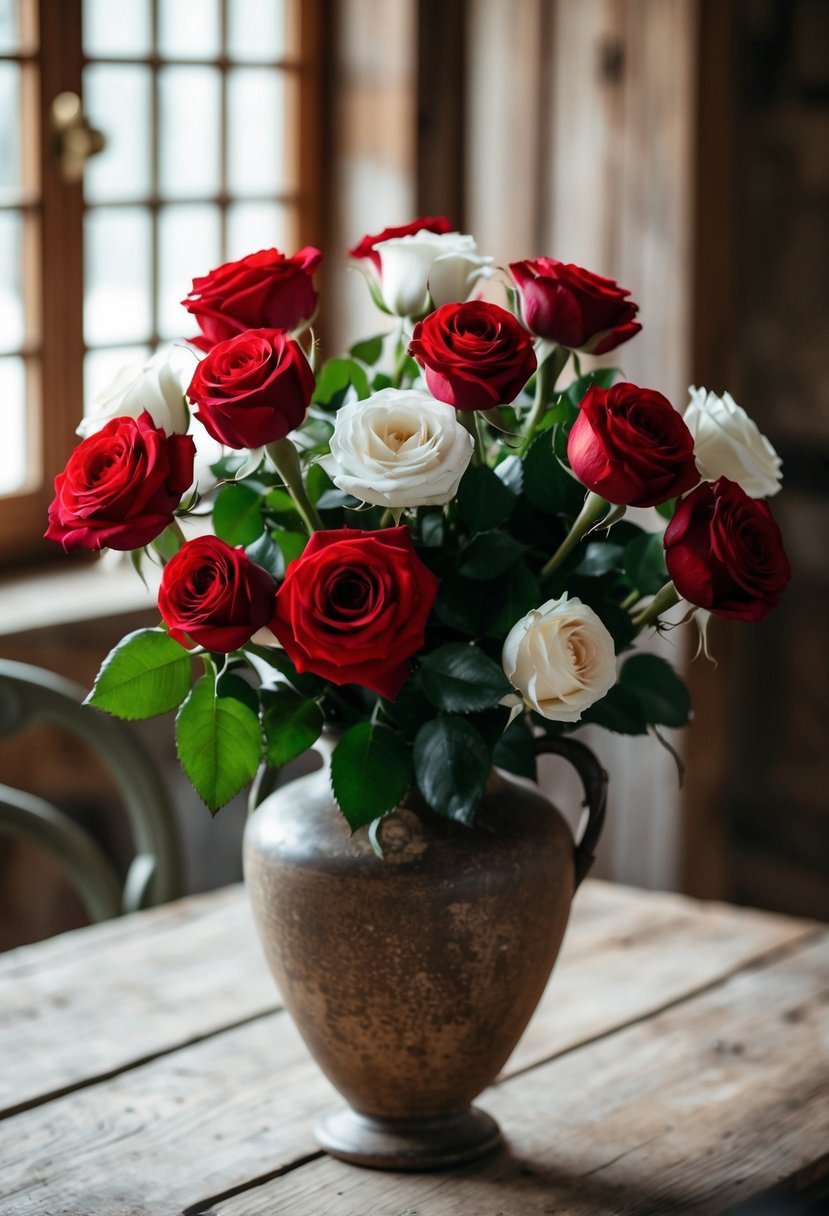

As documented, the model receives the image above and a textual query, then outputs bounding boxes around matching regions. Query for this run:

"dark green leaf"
[624,532,668,597]
[261,686,323,769]
[371,372,393,392]
[562,367,620,409]
[330,723,412,830]
[245,643,324,698]
[485,561,540,638]
[419,510,444,548]
[213,482,264,546]
[413,716,490,824]
[420,643,511,713]
[459,532,527,580]
[434,575,489,636]
[86,629,192,720]
[313,357,371,407]
[655,497,677,521]
[245,531,285,579]
[455,464,516,532]
[349,334,385,366]
[574,541,625,578]
[522,432,584,516]
[620,654,691,728]
[176,674,262,812]
[316,488,361,510]
[492,717,537,779]
[580,683,648,734]
[217,671,259,715]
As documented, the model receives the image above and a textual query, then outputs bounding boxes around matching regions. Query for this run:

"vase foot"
[315,1105,503,1171]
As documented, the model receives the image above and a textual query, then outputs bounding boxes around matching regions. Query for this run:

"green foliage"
[313,357,371,408]
[349,334,385,366]
[522,432,584,517]
[261,686,324,769]
[330,723,412,830]
[493,716,537,780]
[176,674,262,813]
[86,629,192,720]
[455,464,516,531]
[413,716,490,824]
[619,654,691,728]
[420,644,511,713]
[213,482,265,546]
[624,532,668,597]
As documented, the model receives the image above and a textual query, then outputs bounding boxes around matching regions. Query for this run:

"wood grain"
[0,883,820,1215]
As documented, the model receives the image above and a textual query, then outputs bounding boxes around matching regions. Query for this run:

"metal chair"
[0,659,182,922]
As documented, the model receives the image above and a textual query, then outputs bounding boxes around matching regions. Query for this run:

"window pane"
[227,202,292,260]
[157,204,221,339]
[228,0,288,62]
[84,344,152,417]
[159,67,221,200]
[83,0,151,58]
[227,69,289,195]
[85,208,152,345]
[0,62,21,203]
[158,0,220,60]
[0,0,17,54]
[84,65,152,204]
[0,210,23,352]
[0,356,27,494]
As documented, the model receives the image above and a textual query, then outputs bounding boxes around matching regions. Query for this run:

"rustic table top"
[1,879,827,1215]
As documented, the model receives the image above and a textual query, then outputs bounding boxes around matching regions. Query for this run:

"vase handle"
[533,737,608,887]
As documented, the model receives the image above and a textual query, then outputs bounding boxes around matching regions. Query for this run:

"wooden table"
[1,880,827,1215]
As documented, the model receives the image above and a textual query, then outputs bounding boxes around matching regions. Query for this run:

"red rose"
[270,526,439,699]
[187,328,315,449]
[158,535,277,652]
[181,247,322,353]
[508,258,641,354]
[348,215,452,272]
[45,412,195,553]
[567,382,699,508]
[664,478,791,622]
[408,301,536,413]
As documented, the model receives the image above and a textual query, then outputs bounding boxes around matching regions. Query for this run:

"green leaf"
[261,686,323,769]
[217,671,260,715]
[213,482,265,547]
[420,643,511,713]
[87,629,192,720]
[459,531,527,579]
[455,464,516,532]
[574,541,625,578]
[434,575,488,636]
[580,683,648,734]
[265,487,298,515]
[492,717,537,780]
[413,716,490,824]
[330,723,412,830]
[655,497,676,521]
[522,432,584,516]
[176,674,262,812]
[244,644,324,699]
[313,357,371,407]
[349,334,385,366]
[485,561,540,638]
[562,367,620,409]
[495,454,523,496]
[245,530,285,579]
[273,529,307,566]
[624,532,668,597]
[151,523,185,562]
[620,654,691,728]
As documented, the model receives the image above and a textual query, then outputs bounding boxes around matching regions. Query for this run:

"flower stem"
[391,324,410,388]
[458,409,482,465]
[266,437,324,534]
[539,491,610,582]
[517,345,569,456]
[631,581,682,632]
[620,588,641,612]
[475,411,491,465]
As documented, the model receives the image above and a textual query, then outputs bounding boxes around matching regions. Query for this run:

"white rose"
[683,386,782,498]
[319,388,474,510]
[78,346,196,438]
[502,594,617,723]
[376,231,493,318]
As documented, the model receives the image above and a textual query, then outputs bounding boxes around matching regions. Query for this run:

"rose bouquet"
[46,219,791,832]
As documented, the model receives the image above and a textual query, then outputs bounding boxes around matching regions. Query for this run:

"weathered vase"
[243,734,607,1170]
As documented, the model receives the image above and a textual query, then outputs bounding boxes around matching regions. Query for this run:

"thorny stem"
[266,438,324,534]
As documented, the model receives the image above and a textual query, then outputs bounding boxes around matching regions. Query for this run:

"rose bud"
[508,258,641,355]
[409,301,537,412]
[683,386,783,499]
[181,246,322,352]
[45,412,195,553]
[320,389,474,510]
[664,477,791,622]
[502,594,617,722]
[186,328,315,450]
[567,382,700,508]
[270,526,439,700]
[158,535,278,652]
[348,215,452,272]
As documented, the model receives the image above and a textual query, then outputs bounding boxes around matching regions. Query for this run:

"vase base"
[315,1105,503,1171]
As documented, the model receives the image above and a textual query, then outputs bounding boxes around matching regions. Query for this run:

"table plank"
[213,933,829,1216]
[0,887,819,1216]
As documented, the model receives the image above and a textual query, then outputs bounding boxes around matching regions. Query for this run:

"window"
[0,0,323,565]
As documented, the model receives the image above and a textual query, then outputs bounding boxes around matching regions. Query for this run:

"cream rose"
[319,388,474,510]
[502,594,617,723]
[78,346,195,438]
[376,232,493,318]
[683,386,782,499]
